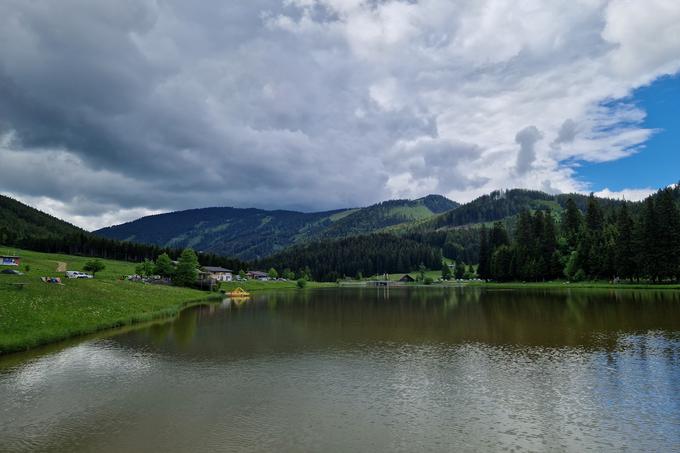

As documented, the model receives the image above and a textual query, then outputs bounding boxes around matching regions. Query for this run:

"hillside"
[0,194,83,244]
[314,194,459,239]
[418,189,625,232]
[95,195,459,260]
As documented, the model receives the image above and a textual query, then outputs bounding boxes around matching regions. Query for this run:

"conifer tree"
[562,197,582,249]
[639,198,659,282]
[477,225,491,279]
[655,188,680,281]
[615,203,635,281]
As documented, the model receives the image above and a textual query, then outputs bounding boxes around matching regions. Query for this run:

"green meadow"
[0,248,214,354]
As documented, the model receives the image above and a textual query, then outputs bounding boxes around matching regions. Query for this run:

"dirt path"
[56,261,67,272]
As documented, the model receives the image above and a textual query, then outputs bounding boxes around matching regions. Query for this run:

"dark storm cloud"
[0,0,678,229]
[0,0,399,221]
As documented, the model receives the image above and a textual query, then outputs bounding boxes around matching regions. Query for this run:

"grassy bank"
[0,248,215,354]
[464,281,680,290]
[220,280,337,292]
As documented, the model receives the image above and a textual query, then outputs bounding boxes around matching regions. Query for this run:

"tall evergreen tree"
[562,197,582,249]
[489,222,509,250]
[639,198,660,282]
[615,203,635,280]
[655,188,680,281]
[477,225,491,279]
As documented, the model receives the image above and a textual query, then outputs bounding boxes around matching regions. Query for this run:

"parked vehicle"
[65,271,93,279]
[1,269,24,275]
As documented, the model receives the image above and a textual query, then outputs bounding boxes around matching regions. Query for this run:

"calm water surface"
[1,287,680,452]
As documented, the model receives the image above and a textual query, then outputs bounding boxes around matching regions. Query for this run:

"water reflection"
[115,287,680,359]
[1,287,679,452]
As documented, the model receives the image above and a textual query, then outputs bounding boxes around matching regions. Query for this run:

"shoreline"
[3,282,677,358]
[0,293,222,356]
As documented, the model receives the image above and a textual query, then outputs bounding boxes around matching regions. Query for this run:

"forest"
[480,187,680,282]
[259,233,443,281]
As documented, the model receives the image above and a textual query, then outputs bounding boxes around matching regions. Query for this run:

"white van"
[65,271,93,279]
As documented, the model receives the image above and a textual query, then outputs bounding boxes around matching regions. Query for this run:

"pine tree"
[585,193,604,232]
[477,226,491,279]
[489,222,509,250]
[615,203,635,280]
[441,260,453,280]
[655,188,680,281]
[454,261,466,279]
[562,197,582,250]
[639,198,660,282]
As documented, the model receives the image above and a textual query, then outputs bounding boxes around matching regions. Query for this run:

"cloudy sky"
[1,0,679,230]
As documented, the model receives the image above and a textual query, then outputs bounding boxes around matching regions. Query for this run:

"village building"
[247,270,269,281]
[201,266,233,282]
[398,274,415,283]
[0,255,21,267]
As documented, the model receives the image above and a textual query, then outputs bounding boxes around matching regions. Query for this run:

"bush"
[424,276,434,285]
[83,259,105,277]
[296,278,307,289]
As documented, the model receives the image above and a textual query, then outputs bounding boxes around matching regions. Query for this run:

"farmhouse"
[201,266,233,282]
[247,270,269,281]
[0,255,20,267]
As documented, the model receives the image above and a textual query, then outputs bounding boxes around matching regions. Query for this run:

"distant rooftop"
[202,266,232,273]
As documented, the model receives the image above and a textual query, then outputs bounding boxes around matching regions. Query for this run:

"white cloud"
[0,0,678,228]
[594,187,656,201]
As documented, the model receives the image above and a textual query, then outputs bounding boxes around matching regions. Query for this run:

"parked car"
[65,271,94,279]
[1,269,24,275]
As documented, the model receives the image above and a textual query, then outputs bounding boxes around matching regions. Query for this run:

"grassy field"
[220,279,337,292]
[0,248,215,354]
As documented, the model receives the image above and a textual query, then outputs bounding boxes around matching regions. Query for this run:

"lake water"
[2,287,680,452]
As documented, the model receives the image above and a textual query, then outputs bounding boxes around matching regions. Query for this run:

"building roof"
[202,266,233,273]
[248,270,268,276]
[399,274,415,282]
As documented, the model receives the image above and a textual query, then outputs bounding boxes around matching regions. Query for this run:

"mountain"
[415,189,625,232]
[94,195,459,260]
[0,194,83,244]
[316,194,459,239]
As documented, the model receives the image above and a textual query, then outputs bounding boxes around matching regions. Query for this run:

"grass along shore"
[219,280,337,292]
[0,248,217,354]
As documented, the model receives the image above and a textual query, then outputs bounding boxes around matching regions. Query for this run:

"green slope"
[95,195,459,260]
[0,194,83,244]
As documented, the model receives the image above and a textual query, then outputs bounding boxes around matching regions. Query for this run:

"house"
[398,274,415,283]
[0,255,20,267]
[201,266,233,282]
[247,270,269,281]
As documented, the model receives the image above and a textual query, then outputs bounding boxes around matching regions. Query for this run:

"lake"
[2,287,680,452]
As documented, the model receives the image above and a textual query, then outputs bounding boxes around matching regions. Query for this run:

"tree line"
[5,232,247,273]
[478,187,680,282]
[259,233,443,281]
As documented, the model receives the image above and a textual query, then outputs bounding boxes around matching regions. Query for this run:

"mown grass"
[220,280,337,292]
[0,248,215,354]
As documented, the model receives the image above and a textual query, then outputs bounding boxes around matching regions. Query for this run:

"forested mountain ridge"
[314,194,459,239]
[416,189,625,232]
[0,194,83,244]
[0,194,248,270]
[95,195,459,260]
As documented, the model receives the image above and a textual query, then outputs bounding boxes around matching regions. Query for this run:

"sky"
[0,0,679,230]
